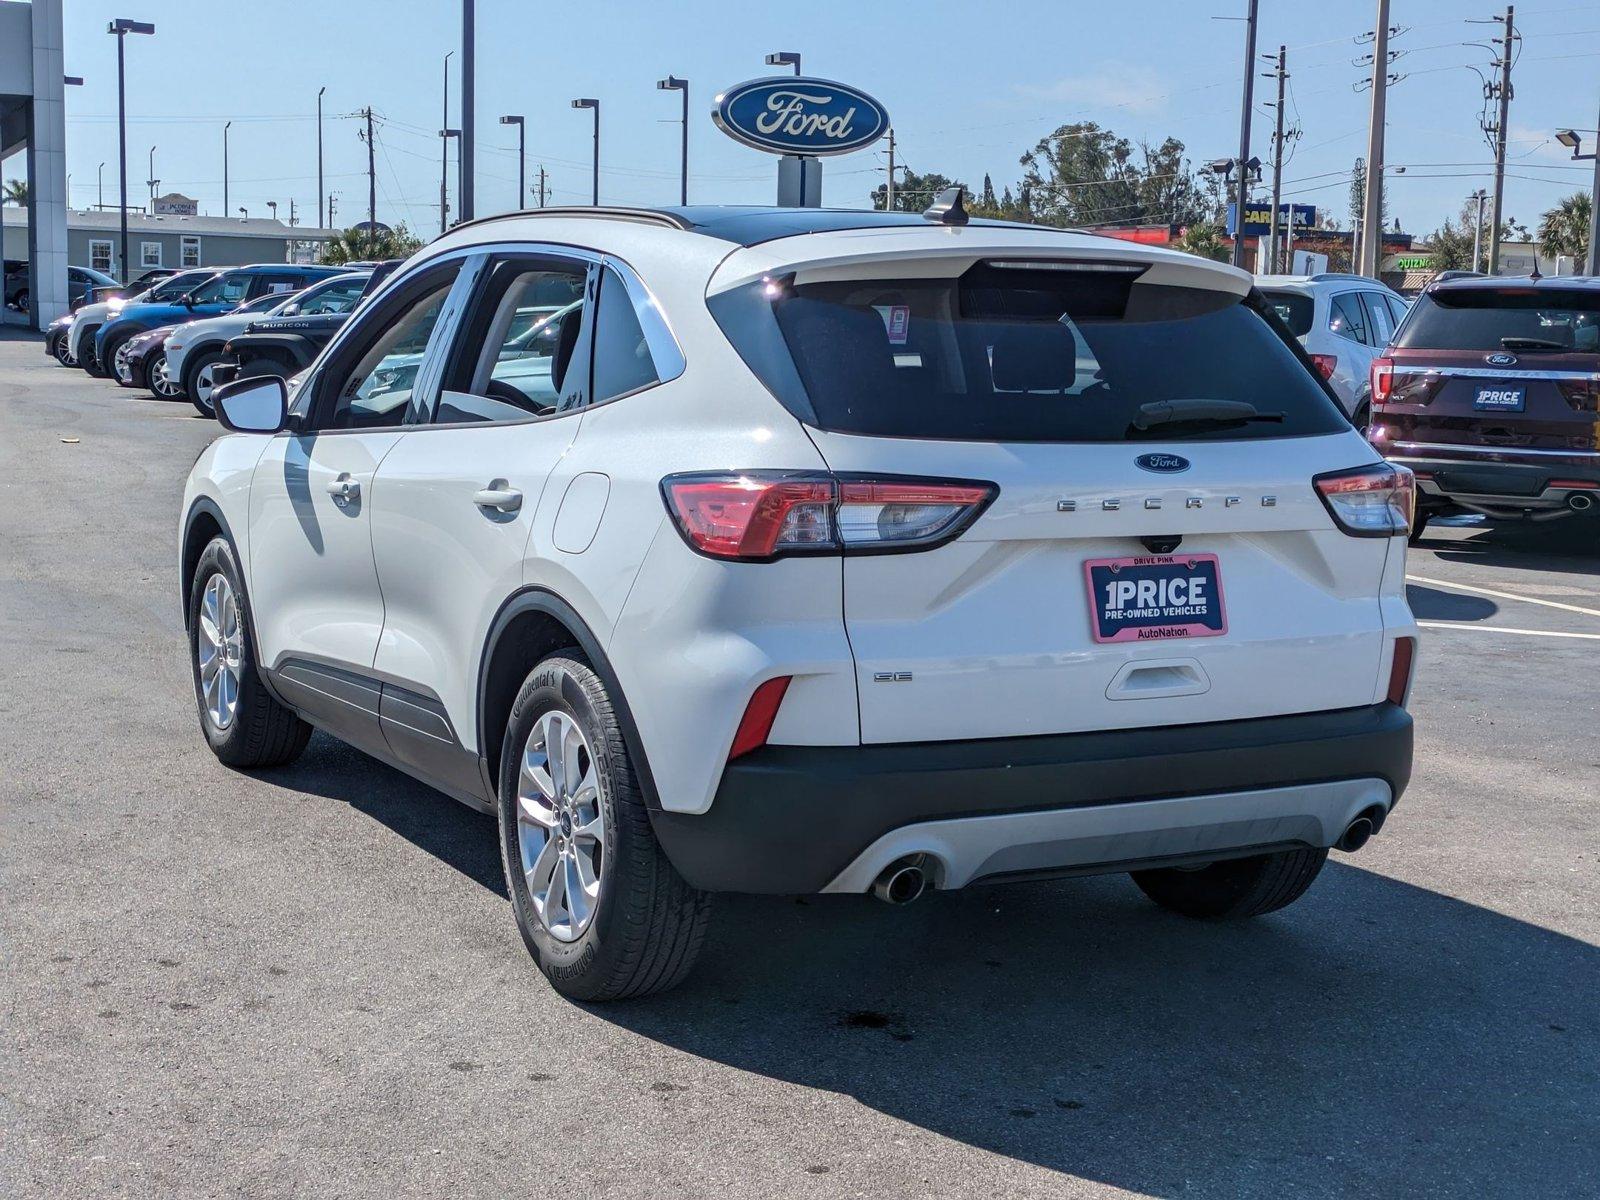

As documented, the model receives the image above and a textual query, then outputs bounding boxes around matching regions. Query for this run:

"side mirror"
[179,293,195,308]
[213,375,289,433]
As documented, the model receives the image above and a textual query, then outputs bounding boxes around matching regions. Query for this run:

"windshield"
[1396,287,1600,352]
[187,272,252,306]
[711,262,1346,442]
[1260,289,1314,337]
[147,271,215,303]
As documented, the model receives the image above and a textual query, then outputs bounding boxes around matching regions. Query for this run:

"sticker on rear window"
[876,304,910,345]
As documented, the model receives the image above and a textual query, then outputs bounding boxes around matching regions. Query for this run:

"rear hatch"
[1374,283,1600,464]
[711,243,1402,744]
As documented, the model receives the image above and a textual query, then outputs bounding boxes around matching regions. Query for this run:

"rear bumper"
[650,703,1413,894]
[1388,450,1600,514]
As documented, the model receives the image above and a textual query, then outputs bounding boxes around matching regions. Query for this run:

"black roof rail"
[431,206,693,242]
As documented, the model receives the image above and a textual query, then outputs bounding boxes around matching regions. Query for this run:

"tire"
[1408,508,1431,545]
[184,349,225,416]
[1131,847,1328,920]
[498,653,710,1001]
[147,350,183,400]
[51,331,73,366]
[14,288,28,314]
[104,330,137,387]
[187,536,312,769]
[1353,400,1371,433]
[78,327,106,376]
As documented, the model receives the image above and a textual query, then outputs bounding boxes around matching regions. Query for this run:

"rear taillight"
[1313,462,1414,538]
[1370,356,1394,404]
[1387,636,1416,707]
[1308,353,1338,381]
[662,472,996,561]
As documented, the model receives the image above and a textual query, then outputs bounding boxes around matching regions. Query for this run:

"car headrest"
[990,322,1078,393]
[780,299,900,398]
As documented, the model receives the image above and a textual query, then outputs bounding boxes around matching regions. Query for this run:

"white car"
[181,204,1418,1001]
[66,268,214,370]
[1257,273,1411,423]
[165,271,372,408]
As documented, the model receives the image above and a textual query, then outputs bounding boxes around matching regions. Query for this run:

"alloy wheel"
[149,353,181,398]
[516,710,605,942]
[196,573,243,731]
[113,340,133,384]
[194,363,217,412]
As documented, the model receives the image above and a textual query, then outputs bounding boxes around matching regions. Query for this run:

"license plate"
[1474,385,1525,412]
[1084,554,1227,644]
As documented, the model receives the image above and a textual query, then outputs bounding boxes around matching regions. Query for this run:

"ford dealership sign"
[712,77,889,156]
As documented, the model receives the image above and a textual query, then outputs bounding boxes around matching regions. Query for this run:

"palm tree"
[1174,222,1229,262]
[1538,192,1591,266]
[2,178,28,206]
[316,222,422,265]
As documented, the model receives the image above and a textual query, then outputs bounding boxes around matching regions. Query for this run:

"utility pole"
[885,127,896,211]
[1471,188,1488,272]
[461,0,476,223]
[364,107,376,256]
[327,194,337,227]
[1588,94,1600,275]
[1359,0,1391,279]
[441,52,453,236]
[223,122,230,219]
[535,166,548,208]
[1487,5,1515,275]
[1266,46,1288,273]
[1231,0,1261,270]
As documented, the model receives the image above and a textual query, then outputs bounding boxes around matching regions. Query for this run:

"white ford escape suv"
[181,203,1418,1001]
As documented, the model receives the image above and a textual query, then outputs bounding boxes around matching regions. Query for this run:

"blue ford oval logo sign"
[1485,352,1518,367]
[712,77,890,157]
[1135,453,1191,474]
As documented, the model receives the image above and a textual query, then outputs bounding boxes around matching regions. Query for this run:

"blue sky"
[10,0,1600,237]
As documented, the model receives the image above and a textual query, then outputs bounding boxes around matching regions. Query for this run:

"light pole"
[97,162,105,210]
[765,51,801,76]
[108,18,155,284]
[500,115,525,209]
[572,99,599,205]
[657,76,688,205]
[1231,0,1261,270]
[1204,156,1260,266]
[223,121,231,220]
[461,0,475,222]
[238,206,248,220]
[267,200,278,222]
[440,129,462,222]
[317,86,326,233]
[440,51,454,235]
[1555,120,1600,276]
[146,145,157,208]
[1470,188,1488,273]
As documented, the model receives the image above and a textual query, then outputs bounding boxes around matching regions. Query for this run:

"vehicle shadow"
[1403,583,1497,621]
[1419,520,1600,576]
[592,866,1599,1197]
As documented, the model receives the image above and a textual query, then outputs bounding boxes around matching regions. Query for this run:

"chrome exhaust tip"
[872,856,929,905]
[1567,491,1595,513]
[1336,817,1376,854]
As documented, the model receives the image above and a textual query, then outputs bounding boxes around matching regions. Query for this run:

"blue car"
[91,263,344,381]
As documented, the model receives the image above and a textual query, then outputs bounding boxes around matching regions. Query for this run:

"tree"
[317,222,422,264]
[871,168,964,213]
[1426,194,1528,273]
[2,178,27,206]
[1016,122,1208,229]
[1538,192,1591,265]
[1173,223,1229,262]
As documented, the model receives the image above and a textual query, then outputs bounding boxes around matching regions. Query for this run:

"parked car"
[207,260,402,407]
[90,263,344,381]
[67,268,215,373]
[183,204,1418,1001]
[119,293,300,398]
[1257,273,1411,423]
[178,269,374,414]
[44,312,76,365]
[150,287,322,406]
[4,260,122,314]
[1368,275,1600,538]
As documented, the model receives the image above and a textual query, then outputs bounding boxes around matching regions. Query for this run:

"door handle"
[326,474,360,504]
[473,484,523,514]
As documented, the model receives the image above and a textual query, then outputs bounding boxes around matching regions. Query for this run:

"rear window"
[1261,289,1314,337]
[1396,287,1600,353]
[710,262,1346,442]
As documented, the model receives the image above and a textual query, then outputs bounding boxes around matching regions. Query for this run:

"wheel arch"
[477,588,663,811]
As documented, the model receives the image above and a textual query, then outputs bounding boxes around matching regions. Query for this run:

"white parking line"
[1417,621,1600,641]
[1407,575,1600,620]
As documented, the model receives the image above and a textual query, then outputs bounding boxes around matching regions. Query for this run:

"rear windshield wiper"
[1129,398,1286,433]
[1500,336,1568,351]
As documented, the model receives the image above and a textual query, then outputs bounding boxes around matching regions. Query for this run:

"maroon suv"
[1367,276,1600,537]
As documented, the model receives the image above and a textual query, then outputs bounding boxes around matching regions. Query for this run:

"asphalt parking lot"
[2,326,1597,1199]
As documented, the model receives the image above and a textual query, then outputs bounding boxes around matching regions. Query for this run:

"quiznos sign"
[712,77,889,156]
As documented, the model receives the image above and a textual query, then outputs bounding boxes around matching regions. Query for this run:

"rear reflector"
[1370,356,1394,404]
[1387,637,1416,707]
[1308,352,1338,381]
[1549,479,1599,489]
[729,676,792,759]
[662,472,996,561]
[1313,462,1415,537]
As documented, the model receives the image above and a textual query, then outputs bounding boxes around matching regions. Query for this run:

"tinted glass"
[1260,289,1314,336]
[187,272,252,306]
[1362,292,1396,347]
[295,276,369,315]
[1328,293,1369,344]
[1394,287,1600,353]
[592,267,660,403]
[148,271,214,302]
[712,263,1346,442]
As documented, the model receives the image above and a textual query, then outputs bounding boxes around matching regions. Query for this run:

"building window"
[90,240,114,273]
[141,242,163,268]
[181,236,201,268]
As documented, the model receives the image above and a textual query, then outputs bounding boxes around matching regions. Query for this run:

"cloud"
[1015,66,1175,117]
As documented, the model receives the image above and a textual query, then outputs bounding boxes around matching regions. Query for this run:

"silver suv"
[1258,274,1411,424]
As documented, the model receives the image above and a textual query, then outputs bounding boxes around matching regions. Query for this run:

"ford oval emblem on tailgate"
[1485,352,1518,367]
[1135,453,1191,473]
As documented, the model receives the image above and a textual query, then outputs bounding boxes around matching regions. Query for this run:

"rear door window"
[1395,287,1600,352]
[1361,292,1396,347]
[1261,289,1314,337]
[710,261,1346,442]
[1328,293,1370,345]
